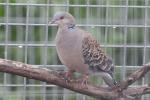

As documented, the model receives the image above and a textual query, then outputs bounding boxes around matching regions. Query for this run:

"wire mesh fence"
[0,0,150,100]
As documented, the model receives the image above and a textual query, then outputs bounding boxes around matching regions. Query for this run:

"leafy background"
[0,0,150,100]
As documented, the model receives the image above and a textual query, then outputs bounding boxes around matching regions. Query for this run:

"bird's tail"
[101,72,117,87]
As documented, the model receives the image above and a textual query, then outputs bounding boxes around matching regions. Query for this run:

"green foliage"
[0,5,4,17]
[0,25,5,42]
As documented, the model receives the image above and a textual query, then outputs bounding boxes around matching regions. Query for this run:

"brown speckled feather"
[82,36,114,76]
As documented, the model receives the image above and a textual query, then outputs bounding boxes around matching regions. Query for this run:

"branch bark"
[120,63,150,90]
[125,86,150,96]
[0,58,149,100]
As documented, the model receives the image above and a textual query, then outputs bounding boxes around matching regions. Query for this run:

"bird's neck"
[58,23,76,30]
[67,23,76,29]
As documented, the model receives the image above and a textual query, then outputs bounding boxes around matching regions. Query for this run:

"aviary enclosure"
[0,0,149,100]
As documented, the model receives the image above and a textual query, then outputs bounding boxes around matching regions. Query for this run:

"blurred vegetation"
[0,0,150,100]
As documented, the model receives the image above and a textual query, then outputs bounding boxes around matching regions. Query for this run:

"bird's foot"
[111,83,121,92]
[77,74,89,88]
[63,71,76,85]
[64,71,71,83]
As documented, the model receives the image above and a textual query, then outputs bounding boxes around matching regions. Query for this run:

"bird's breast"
[55,28,89,74]
[56,30,81,61]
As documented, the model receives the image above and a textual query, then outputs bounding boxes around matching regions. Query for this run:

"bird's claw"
[61,71,89,89]
[63,71,75,85]
[77,74,89,88]
[112,83,121,92]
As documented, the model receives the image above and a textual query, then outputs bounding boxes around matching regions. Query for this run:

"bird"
[49,12,117,88]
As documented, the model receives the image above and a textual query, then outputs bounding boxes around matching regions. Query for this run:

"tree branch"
[0,58,149,100]
[0,58,117,100]
[120,63,150,90]
[125,86,150,96]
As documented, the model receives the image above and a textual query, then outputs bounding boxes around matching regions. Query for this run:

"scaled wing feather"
[82,36,114,75]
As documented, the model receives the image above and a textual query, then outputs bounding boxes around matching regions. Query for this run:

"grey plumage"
[50,12,116,87]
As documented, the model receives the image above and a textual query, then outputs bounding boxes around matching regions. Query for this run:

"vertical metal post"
[24,2,30,100]
[4,0,9,99]
[122,0,128,80]
[142,0,148,99]
[42,0,50,99]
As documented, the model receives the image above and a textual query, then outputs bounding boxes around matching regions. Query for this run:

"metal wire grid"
[0,0,150,100]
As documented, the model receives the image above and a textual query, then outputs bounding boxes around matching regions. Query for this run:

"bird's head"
[49,12,75,26]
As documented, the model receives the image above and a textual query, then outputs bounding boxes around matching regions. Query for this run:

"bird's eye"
[60,16,64,19]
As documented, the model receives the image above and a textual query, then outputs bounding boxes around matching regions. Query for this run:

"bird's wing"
[82,36,114,75]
